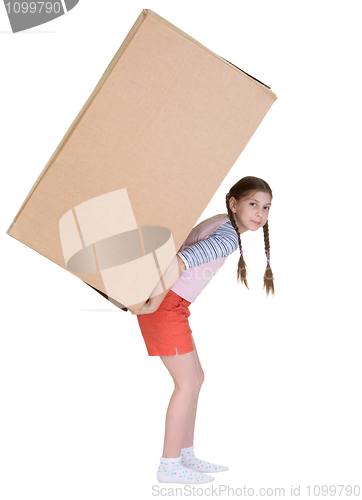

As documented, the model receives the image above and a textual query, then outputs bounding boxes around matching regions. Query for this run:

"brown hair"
[225,176,274,296]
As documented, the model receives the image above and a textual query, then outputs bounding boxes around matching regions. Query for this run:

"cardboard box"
[6,9,277,313]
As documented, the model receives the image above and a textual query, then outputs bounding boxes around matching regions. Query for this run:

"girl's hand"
[130,299,155,315]
[130,255,185,315]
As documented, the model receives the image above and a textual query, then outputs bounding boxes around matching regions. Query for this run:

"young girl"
[132,176,274,484]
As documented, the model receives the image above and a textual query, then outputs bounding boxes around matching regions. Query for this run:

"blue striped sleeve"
[177,220,239,270]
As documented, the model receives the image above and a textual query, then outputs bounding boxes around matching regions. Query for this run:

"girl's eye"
[250,202,270,211]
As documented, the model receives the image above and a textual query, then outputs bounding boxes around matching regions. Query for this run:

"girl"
[132,176,274,484]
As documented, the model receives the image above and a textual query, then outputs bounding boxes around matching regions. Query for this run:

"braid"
[225,193,250,290]
[262,221,275,296]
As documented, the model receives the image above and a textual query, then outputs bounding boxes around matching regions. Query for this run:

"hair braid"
[262,221,274,296]
[225,176,275,296]
[225,193,250,290]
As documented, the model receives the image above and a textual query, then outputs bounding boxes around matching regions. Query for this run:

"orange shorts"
[137,289,194,356]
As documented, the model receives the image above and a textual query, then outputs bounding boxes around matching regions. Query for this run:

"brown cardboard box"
[6,9,277,313]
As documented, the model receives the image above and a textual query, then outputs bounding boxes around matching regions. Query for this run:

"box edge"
[144,8,276,98]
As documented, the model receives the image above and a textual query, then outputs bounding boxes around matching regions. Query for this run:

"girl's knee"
[199,369,205,386]
[162,350,204,393]
[175,375,202,394]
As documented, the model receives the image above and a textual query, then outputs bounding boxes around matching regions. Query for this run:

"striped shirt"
[171,214,239,303]
[177,220,239,270]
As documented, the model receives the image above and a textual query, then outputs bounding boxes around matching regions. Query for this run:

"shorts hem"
[147,345,195,357]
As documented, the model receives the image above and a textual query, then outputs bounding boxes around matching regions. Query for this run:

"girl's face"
[229,190,272,234]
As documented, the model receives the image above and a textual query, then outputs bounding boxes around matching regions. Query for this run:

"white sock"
[157,456,215,484]
[181,445,229,472]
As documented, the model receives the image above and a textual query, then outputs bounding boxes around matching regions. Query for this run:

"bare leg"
[182,336,204,448]
[160,348,203,458]
[177,337,229,474]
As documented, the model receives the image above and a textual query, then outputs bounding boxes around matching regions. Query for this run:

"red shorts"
[137,289,194,356]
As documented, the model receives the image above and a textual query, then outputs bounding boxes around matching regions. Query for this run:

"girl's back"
[171,213,239,303]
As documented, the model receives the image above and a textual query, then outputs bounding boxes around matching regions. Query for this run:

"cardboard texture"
[6,9,277,313]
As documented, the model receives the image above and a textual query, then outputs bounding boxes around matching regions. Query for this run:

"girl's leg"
[160,349,203,459]
[182,336,204,448]
[178,337,229,474]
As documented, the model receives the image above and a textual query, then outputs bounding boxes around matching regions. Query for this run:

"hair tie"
[267,259,270,264]
[240,250,243,255]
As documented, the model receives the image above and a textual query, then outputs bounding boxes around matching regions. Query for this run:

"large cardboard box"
[6,9,277,313]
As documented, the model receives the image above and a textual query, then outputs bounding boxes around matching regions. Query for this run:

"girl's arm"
[131,255,186,315]
[176,220,238,270]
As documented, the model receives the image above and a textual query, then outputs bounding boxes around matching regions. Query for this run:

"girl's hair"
[225,176,274,296]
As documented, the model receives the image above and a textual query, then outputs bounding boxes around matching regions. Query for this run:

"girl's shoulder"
[194,213,229,230]
[180,214,230,250]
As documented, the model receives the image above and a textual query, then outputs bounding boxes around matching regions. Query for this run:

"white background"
[1,1,361,499]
